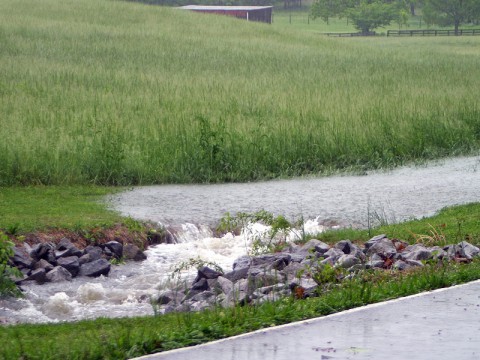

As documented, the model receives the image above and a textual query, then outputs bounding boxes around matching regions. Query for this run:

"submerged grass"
[1,0,480,185]
[2,260,480,359]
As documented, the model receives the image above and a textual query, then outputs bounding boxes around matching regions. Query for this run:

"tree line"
[311,0,480,35]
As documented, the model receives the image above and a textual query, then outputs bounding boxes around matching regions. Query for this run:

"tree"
[311,0,409,34]
[423,0,480,35]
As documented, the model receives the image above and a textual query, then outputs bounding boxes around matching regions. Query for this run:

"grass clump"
[1,0,480,185]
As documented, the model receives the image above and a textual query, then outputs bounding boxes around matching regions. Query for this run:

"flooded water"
[111,155,480,228]
[2,156,480,324]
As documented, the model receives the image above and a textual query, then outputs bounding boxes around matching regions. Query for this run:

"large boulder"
[366,238,397,259]
[79,259,111,277]
[57,256,80,277]
[46,266,72,282]
[12,247,34,269]
[457,241,480,259]
[104,241,123,259]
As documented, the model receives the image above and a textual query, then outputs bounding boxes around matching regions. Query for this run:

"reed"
[1,0,479,185]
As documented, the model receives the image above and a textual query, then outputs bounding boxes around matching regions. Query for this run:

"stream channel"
[2,155,480,324]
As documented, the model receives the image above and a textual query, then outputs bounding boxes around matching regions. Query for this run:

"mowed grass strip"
[1,0,480,186]
[0,186,122,233]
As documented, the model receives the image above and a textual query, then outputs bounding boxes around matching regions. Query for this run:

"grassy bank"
[1,0,480,185]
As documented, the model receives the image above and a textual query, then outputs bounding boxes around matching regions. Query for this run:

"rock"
[55,238,83,258]
[105,241,123,259]
[393,260,410,271]
[224,267,249,282]
[123,244,146,261]
[57,256,80,277]
[46,266,72,282]
[79,259,111,277]
[366,238,396,258]
[430,246,448,259]
[336,254,361,269]
[364,234,388,249]
[334,240,354,254]
[294,239,330,256]
[33,259,54,272]
[25,268,47,284]
[79,254,92,265]
[366,260,384,269]
[405,259,424,267]
[232,255,251,270]
[323,248,344,263]
[457,241,480,259]
[402,244,433,261]
[84,246,103,261]
[153,290,176,305]
[216,276,234,295]
[197,266,222,280]
[191,278,209,291]
[12,247,34,269]
[251,253,291,271]
[30,243,55,262]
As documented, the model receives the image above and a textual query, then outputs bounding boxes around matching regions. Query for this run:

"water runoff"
[2,156,480,324]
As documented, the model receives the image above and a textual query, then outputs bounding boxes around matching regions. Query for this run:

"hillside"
[1,0,479,185]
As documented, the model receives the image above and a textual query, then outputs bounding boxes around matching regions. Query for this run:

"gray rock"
[105,241,123,259]
[393,260,410,271]
[364,234,388,249]
[191,278,209,291]
[232,255,251,270]
[251,254,291,270]
[457,241,480,259]
[402,245,433,261]
[334,240,354,254]
[224,267,249,282]
[46,266,72,282]
[216,276,233,295]
[336,254,361,269]
[366,260,385,269]
[25,268,47,284]
[33,259,54,272]
[430,246,448,259]
[55,238,83,258]
[405,259,424,267]
[295,239,330,256]
[57,256,80,277]
[366,238,396,258]
[197,266,222,280]
[30,243,55,261]
[84,246,103,261]
[79,259,111,277]
[12,247,34,269]
[123,244,147,261]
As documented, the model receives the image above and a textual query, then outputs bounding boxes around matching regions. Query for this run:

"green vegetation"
[423,0,480,34]
[2,259,480,359]
[315,203,480,245]
[1,0,480,185]
[0,186,123,233]
[311,0,409,34]
[0,231,22,297]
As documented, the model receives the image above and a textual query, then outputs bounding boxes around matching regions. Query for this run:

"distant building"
[179,5,273,24]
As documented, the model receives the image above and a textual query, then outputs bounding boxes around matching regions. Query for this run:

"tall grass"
[1,0,480,185]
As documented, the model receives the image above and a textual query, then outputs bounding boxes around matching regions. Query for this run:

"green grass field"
[1,0,480,185]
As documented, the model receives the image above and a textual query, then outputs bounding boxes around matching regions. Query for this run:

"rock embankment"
[10,238,146,285]
[152,235,480,313]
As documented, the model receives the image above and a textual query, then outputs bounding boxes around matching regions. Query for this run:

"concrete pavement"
[137,280,480,360]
